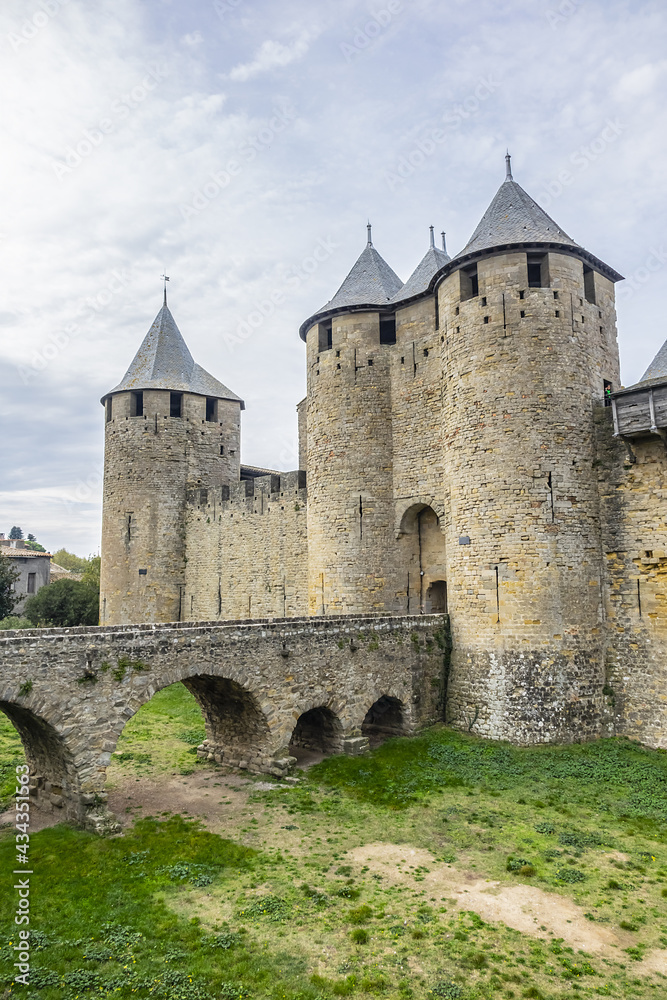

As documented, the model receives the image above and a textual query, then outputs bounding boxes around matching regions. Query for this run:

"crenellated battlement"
[186,470,307,511]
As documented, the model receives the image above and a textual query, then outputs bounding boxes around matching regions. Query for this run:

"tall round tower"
[299,226,403,615]
[437,155,623,741]
[100,293,244,625]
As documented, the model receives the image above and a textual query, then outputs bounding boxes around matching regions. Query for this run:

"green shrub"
[430,983,463,999]
[351,928,369,944]
[0,615,33,630]
[554,868,586,883]
[348,904,373,924]
[23,577,98,627]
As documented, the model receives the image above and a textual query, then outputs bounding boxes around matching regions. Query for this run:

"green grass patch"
[308,726,667,824]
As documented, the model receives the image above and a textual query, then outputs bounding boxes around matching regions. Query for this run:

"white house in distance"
[0,536,51,612]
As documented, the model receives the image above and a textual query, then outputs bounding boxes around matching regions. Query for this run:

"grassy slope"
[1,684,666,999]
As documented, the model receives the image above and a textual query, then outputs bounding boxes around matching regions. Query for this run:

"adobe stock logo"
[7,0,70,53]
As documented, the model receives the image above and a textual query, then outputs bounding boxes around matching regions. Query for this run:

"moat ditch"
[1,681,667,999]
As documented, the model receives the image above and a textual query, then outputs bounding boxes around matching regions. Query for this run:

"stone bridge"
[0,613,447,831]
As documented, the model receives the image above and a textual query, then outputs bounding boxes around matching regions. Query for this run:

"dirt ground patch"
[346,841,667,974]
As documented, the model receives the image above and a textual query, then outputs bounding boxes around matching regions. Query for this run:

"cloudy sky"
[0,0,666,555]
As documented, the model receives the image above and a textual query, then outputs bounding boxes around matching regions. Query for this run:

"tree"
[9,526,23,540]
[24,539,46,552]
[0,551,19,619]
[23,578,99,628]
[81,555,100,590]
[51,548,90,575]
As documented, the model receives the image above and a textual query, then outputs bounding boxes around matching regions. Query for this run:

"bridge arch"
[106,665,281,776]
[361,694,406,747]
[289,704,344,762]
[0,700,82,824]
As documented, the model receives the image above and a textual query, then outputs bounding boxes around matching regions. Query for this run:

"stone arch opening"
[289,706,343,763]
[397,503,448,614]
[361,695,405,747]
[0,701,80,823]
[184,675,272,770]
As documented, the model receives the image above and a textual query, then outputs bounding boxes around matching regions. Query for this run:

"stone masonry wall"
[101,389,241,625]
[184,472,308,620]
[439,250,621,743]
[596,409,667,748]
[305,313,397,615]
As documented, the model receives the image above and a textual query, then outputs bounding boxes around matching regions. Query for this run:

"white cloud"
[228,30,314,81]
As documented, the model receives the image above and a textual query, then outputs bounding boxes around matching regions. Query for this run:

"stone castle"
[99,156,667,750]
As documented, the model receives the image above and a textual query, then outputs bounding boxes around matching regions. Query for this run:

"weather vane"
[161,272,170,305]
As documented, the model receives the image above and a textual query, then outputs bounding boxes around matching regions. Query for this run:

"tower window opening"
[27,573,36,594]
[220,445,224,455]
[455,306,460,316]
[317,320,333,352]
[484,316,489,324]
[205,397,218,422]
[130,391,143,417]
[105,397,112,423]
[459,264,478,301]
[481,296,487,306]
[527,253,549,288]
[583,266,597,304]
[555,310,560,317]
[368,358,373,366]
[520,310,526,318]
[603,379,613,406]
[434,296,440,330]
[170,392,183,418]
[519,290,525,299]
[423,348,429,357]
[379,314,396,345]
[553,290,559,300]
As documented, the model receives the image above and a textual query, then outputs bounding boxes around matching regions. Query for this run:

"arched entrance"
[289,706,342,764]
[361,695,405,747]
[397,503,448,614]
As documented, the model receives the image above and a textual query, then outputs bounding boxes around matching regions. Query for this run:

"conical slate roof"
[316,226,403,313]
[456,166,580,259]
[638,338,667,385]
[391,229,450,303]
[105,300,244,405]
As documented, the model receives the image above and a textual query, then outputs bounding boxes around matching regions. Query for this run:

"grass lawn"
[1,683,667,999]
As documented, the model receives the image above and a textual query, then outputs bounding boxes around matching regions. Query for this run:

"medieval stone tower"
[100,156,667,749]
[99,292,244,624]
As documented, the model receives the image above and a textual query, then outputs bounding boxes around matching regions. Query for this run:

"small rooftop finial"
[367,221,373,247]
[505,149,513,181]
[161,272,170,306]
[441,231,447,254]
[429,225,435,249]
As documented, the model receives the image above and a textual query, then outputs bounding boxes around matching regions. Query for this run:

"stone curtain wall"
[184,473,309,621]
[596,409,667,748]
[0,614,447,831]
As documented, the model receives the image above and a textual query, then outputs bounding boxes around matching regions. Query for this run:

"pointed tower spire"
[505,149,513,181]
[429,225,435,249]
[441,231,447,254]
[104,300,243,404]
[367,222,373,247]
